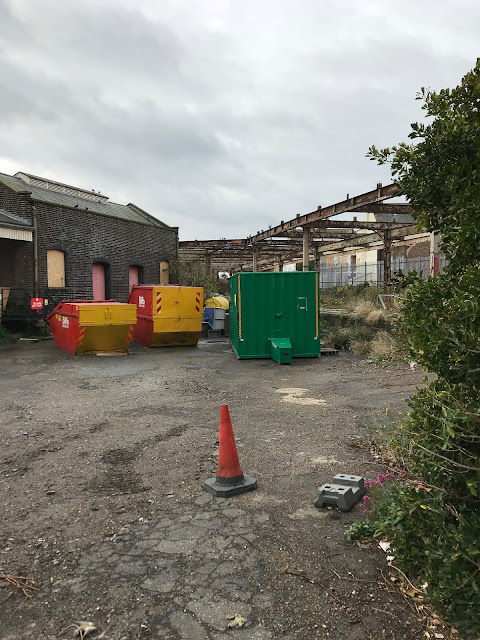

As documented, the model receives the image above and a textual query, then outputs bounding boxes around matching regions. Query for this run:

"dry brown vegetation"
[321,286,405,360]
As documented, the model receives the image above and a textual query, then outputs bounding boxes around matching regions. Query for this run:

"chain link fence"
[318,256,446,289]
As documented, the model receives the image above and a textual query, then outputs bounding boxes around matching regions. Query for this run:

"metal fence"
[318,256,446,289]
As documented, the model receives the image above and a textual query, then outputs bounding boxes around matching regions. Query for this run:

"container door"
[129,266,139,291]
[160,287,202,318]
[92,263,106,300]
[291,273,319,356]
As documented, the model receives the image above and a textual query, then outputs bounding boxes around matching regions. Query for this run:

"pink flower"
[399,469,407,478]
[417,482,432,492]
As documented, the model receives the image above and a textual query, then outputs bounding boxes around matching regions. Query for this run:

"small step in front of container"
[269,337,293,364]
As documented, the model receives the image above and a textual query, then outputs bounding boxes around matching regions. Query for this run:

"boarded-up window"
[160,261,169,285]
[47,250,65,288]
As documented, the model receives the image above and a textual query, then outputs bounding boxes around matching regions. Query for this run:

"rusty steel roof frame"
[179,182,422,274]
[247,183,404,243]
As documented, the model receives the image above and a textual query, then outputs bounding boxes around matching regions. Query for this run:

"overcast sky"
[0,1,478,239]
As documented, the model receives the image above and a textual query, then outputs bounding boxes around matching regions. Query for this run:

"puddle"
[275,388,327,406]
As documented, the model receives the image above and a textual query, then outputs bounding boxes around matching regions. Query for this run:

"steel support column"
[205,251,211,275]
[303,228,311,271]
[253,246,259,272]
[383,230,392,291]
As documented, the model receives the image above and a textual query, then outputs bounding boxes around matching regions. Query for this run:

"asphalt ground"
[0,339,430,639]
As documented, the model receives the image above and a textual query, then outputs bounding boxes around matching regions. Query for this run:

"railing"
[318,256,446,289]
[0,287,63,330]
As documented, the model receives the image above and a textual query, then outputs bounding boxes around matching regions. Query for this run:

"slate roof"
[0,208,33,229]
[0,172,175,230]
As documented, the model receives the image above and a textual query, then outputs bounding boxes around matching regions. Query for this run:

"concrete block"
[332,474,365,497]
[314,482,363,512]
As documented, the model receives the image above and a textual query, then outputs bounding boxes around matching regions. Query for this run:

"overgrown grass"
[320,284,405,359]
[320,282,382,311]
[321,324,375,351]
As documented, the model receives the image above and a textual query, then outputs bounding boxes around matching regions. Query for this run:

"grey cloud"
[0,0,478,238]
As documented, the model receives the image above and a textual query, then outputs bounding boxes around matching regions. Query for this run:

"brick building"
[0,171,178,313]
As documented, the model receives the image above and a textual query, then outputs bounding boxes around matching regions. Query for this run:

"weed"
[369,331,400,360]
[0,328,14,344]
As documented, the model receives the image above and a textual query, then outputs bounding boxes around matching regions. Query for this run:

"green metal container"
[229,272,320,361]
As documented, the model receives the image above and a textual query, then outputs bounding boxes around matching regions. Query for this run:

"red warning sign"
[31,298,44,309]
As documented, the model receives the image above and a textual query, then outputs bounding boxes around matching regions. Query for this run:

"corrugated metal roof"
[0,172,175,229]
[15,171,109,202]
[0,208,33,229]
[0,227,33,241]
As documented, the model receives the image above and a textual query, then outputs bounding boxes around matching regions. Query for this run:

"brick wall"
[0,184,33,225]
[0,182,178,301]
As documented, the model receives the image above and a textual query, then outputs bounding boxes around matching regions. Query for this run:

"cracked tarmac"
[0,339,431,639]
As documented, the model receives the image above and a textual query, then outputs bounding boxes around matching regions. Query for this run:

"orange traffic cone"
[203,404,257,497]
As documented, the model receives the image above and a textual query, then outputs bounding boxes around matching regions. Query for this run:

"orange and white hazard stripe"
[156,291,162,314]
[77,326,86,346]
[126,324,134,344]
[195,292,201,313]
[237,275,242,340]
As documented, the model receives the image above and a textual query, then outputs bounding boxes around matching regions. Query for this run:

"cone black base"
[203,473,257,498]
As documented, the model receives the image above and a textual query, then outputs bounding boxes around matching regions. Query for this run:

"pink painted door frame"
[129,265,139,291]
[92,263,106,300]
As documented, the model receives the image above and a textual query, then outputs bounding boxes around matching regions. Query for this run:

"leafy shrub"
[348,480,480,639]
[322,325,375,351]
[402,380,480,500]
[0,328,13,344]
[169,258,222,300]
[361,60,480,638]
[398,266,480,384]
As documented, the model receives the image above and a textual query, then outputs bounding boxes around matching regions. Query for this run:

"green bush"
[169,258,220,299]
[348,483,480,639]
[399,267,480,384]
[356,60,480,638]
[404,380,480,500]
[321,324,375,351]
[0,327,13,344]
